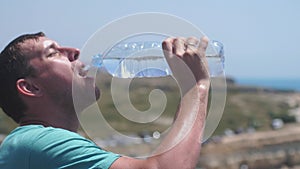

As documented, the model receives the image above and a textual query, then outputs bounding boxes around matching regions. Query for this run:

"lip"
[78,65,90,77]
[74,62,90,78]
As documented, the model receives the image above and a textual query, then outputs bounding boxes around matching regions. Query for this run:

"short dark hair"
[0,32,45,123]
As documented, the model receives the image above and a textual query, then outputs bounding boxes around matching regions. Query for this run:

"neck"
[20,119,50,126]
[19,94,81,132]
[19,106,79,132]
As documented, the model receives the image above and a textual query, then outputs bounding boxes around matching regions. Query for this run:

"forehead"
[20,37,57,57]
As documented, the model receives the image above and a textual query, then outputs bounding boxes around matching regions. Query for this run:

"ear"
[16,79,42,97]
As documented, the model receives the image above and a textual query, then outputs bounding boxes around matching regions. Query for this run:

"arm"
[110,36,210,169]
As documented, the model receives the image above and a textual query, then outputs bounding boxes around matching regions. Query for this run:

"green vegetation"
[0,112,18,134]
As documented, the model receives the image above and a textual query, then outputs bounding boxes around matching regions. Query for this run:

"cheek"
[46,69,72,84]
[36,65,74,93]
[41,61,73,80]
[30,58,76,98]
[40,74,72,94]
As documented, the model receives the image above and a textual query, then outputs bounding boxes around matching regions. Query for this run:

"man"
[0,32,210,169]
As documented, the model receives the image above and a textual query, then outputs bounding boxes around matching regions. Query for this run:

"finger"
[197,37,210,78]
[173,37,186,57]
[162,37,174,58]
[197,36,209,57]
[185,37,199,53]
[186,37,199,44]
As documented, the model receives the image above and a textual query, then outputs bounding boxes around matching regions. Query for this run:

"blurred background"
[1,1,300,168]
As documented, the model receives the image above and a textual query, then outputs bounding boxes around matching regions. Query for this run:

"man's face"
[21,37,100,108]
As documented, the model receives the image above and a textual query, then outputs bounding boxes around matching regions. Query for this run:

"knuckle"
[185,49,194,56]
[175,50,185,57]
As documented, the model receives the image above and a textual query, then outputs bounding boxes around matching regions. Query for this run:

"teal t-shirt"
[0,125,120,169]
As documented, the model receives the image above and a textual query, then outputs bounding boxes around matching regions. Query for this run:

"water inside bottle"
[207,54,225,77]
[89,35,225,78]
[91,39,172,78]
[103,56,170,78]
[92,53,224,78]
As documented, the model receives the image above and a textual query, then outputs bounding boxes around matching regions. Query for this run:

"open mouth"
[77,65,90,78]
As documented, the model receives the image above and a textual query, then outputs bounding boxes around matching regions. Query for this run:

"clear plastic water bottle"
[90,35,224,78]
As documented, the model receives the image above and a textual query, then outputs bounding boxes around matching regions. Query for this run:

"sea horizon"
[234,77,300,92]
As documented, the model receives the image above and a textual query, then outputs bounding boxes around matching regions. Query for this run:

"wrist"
[197,79,210,92]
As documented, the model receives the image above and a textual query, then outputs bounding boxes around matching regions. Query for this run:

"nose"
[59,47,80,62]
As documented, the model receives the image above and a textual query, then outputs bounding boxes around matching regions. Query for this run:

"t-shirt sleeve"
[29,128,120,169]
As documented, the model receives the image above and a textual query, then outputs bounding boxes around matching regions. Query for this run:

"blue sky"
[1,0,299,79]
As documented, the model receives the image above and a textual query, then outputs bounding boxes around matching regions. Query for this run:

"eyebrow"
[44,41,60,50]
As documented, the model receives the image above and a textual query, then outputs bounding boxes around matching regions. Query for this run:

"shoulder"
[7,125,97,153]
[0,125,67,168]
[2,125,83,145]
[1,125,120,169]
[30,126,120,169]
[0,125,81,155]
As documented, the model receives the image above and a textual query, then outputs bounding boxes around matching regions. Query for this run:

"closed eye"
[47,51,60,57]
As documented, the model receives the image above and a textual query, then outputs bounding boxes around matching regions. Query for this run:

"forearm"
[151,80,209,169]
